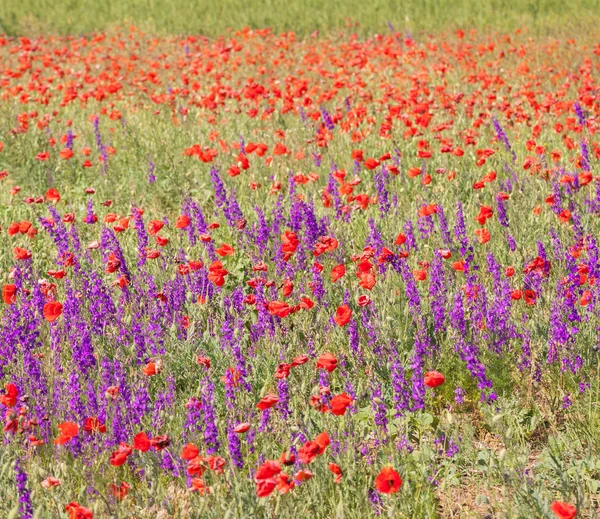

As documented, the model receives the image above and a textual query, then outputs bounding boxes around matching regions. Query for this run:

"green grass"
[1,0,600,36]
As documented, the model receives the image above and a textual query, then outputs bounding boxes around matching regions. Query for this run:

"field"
[1,1,600,518]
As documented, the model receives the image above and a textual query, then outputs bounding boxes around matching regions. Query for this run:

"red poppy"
[151,435,171,450]
[142,361,157,376]
[475,205,493,225]
[316,352,337,372]
[298,441,320,464]
[84,417,106,434]
[256,394,279,410]
[54,422,79,445]
[551,502,577,519]
[424,371,445,388]
[175,214,191,229]
[109,482,130,500]
[207,260,228,286]
[234,423,251,434]
[475,228,491,244]
[13,247,32,260]
[187,478,208,495]
[41,476,61,489]
[331,264,346,282]
[558,209,572,223]
[0,383,18,407]
[45,187,61,204]
[295,469,313,482]
[375,466,402,494]
[358,295,371,306]
[65,502,93,519]
[291,354,309,366]
[334,304,352,326]
[180,443,199,460]
[186,456,206,477]
[281,230,299,254]
[413,269,427,281]
[329,463,343,483]
[524,289,537,306]
[147,220,164,235]
[267,300,292,318]
[2,284,17,305]
[215,243,235,256]
[133,432,152,452]
[110,443,133,466]
[255,460,281,497]
[364,158,380,170]
[314,431,330,454]
[329,393,354,416]
[580,290,592,306]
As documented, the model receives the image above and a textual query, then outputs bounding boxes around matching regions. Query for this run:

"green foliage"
[1,0,600,36]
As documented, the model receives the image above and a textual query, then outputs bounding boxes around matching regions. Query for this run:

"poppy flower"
[329,463,343,483]
[334,304,352,326]
[41,476,61,489]
[331,264,346,282]
[2,284,17,305]
[180,443,200,460]
[364,158,380,170]
[256,394,279,410]
[109,443,133,466]
[45,187,61,204]
[413,269,427,281]
[281,230,299,254]
[190,478,209,495]
[234,423,251,434]
[64,502,93,519]
[475,205,493,225]
[0,383,18,407]
[475,228,491,244]
[215,243,235,256]
[267,301,292,318]
[275,363,292,379]
[255,460,281,497]
[299,297,314,310]
[298,441,320,464]
[133,432,152,452]
[186,456,206,477]
[109,482,130,500]
[176,215,191,229]
[54,422,79,445]
[151,435,171,450]
[83,417,106,434]
[329,393,354,416]
[375,466,402,494]
[550,502,577,519]
[524,289,537,305]
[580,290,592,306]
[147,220,164,235]
[13,247,32,260]
[424,371,445,388]
[207,260,228,286]
[295,469,313,482]
[314,431,330,454]
[206,455,226,473]
[291,354,309,366]
[280,451,296,466]
[558,209,572,223]
[142,361,157,376]
[316,352,338,372]
[358,294,371,306]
